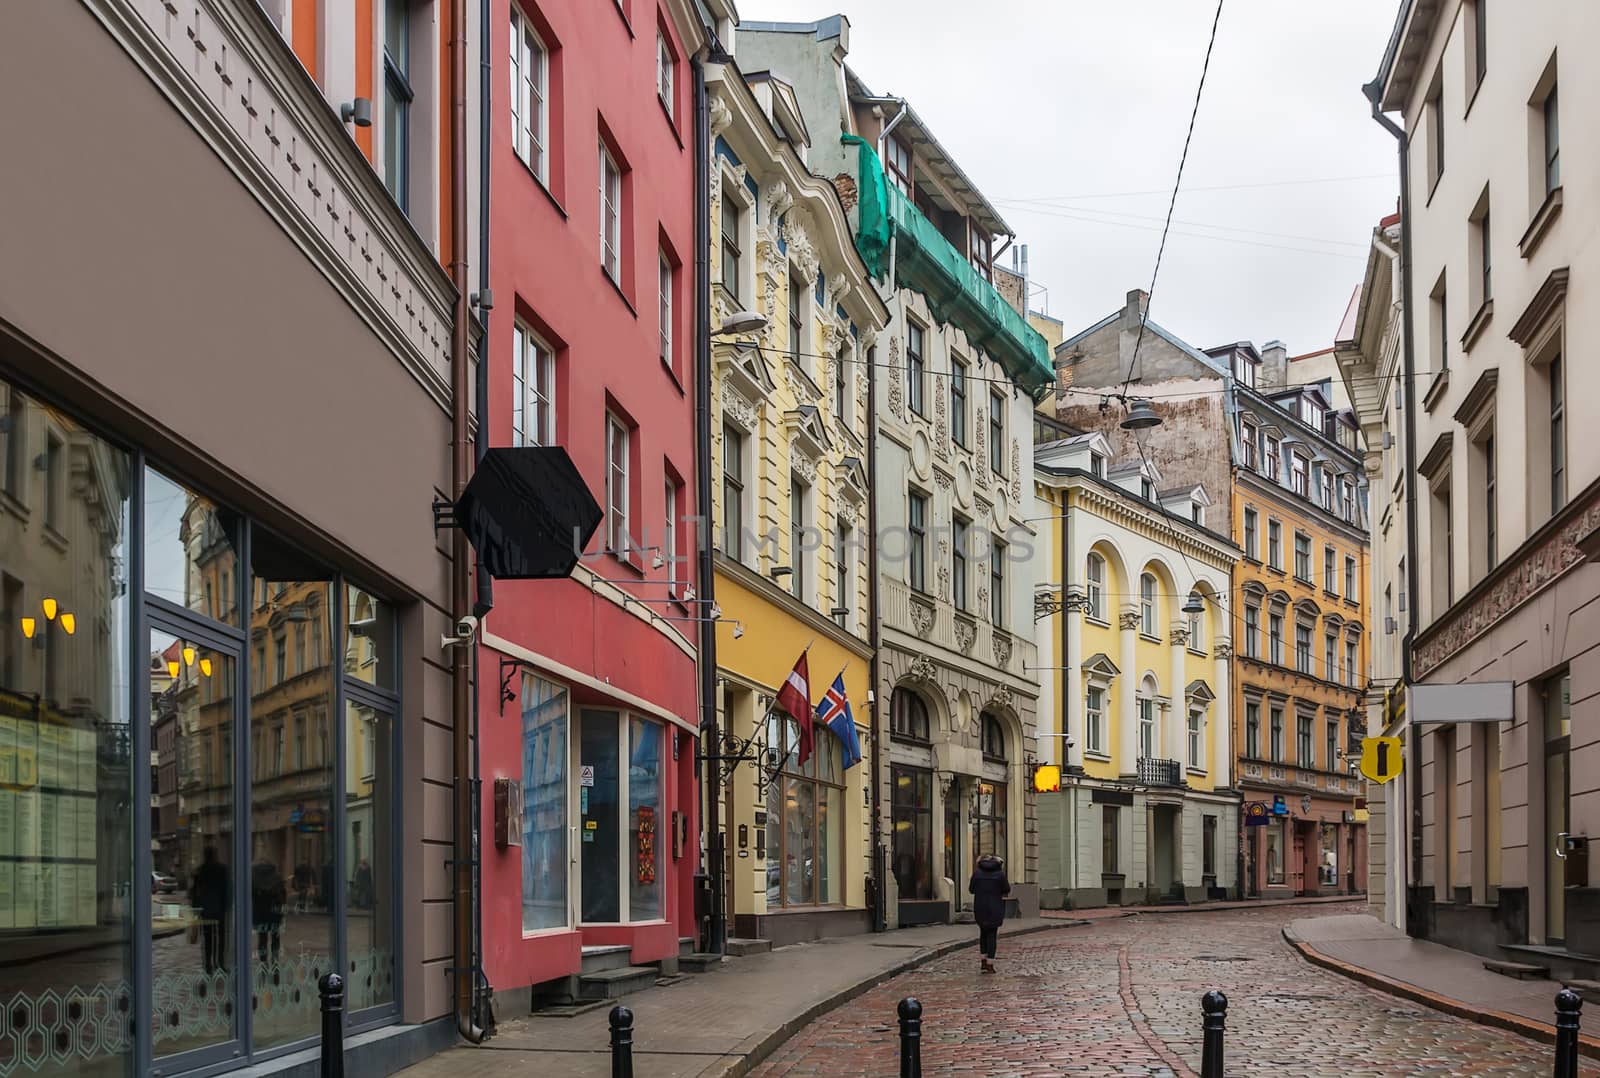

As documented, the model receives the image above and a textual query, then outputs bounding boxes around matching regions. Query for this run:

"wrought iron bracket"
[499,656,520,705]
[699,728,789,787]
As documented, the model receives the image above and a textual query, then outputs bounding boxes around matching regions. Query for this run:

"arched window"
[891,686,930,741]
[980,712,1007,760]
[1140,573,1156,636]
[1086,553,1105,620]
[1138,674,1159,760]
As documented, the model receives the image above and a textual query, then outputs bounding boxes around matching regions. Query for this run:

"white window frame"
[605,412,630,554]
[1187,707,1204,770]
[600,142,622,281]
[1086,554,1105,621]
[1085,686,1105,757]
[512,320,556,447]
[664,477,679,595]
[658,252,673,370]
[510,4,549,181]
[1138,695,1155,760]
[1140,573,1156,637]
[656,29,674,119]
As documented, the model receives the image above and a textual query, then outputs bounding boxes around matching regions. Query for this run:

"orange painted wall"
[293,0,319,83]
[355,0,374,160]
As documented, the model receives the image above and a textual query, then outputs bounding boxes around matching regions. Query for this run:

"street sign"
[1359,736,1404,784]
[1244,801,1270,827]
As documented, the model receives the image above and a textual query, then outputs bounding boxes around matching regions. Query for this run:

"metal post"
[1201,990,1227,1078]
[1555,988,1582,1078]
[610,1005,635,1078]
[318,972,345,1078]
[897,997,922,1078]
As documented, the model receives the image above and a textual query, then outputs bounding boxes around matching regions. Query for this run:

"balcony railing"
[1137,757,1184,787]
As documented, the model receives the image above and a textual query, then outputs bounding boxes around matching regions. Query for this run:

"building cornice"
[1034,468,1238,573]
[715,551,872,658]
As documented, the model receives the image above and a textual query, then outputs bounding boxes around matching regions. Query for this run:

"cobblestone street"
[751,903,1598,1077]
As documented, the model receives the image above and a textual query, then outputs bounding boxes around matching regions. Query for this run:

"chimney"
[1122,289,1150,331]
[1260,340,1289,389]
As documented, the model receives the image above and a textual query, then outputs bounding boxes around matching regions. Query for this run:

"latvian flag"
[775,650,814,764]
[815,673,862,769]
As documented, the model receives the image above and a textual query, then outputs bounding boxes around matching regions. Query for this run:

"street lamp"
[716,311,767,336]
[1182,591,1206,615]
[1121,398,1162,430]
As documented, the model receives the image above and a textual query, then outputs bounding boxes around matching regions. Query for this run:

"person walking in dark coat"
[190,846,230,975]
[968,854,1010,974]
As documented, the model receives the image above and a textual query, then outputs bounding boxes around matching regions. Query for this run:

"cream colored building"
[1369,0,1600,958]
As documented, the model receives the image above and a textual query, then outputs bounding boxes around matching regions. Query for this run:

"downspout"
[448,0,485,1044]
[1364,77,1423,923]
[1059,487,1072,903]
[867,316,884,933]
[877,98,908,158]
[693,46,724,955]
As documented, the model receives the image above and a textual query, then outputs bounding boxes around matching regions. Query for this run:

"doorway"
[1149,805,1178,899]
[1545,672,1572,943]
[943,777,962,911]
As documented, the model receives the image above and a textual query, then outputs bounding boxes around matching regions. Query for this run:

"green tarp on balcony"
[841,135,1053,401]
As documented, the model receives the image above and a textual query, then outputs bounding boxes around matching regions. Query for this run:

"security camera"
[441,615,479,650]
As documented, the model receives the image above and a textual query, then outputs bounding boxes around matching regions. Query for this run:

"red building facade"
[477,0,708,1006]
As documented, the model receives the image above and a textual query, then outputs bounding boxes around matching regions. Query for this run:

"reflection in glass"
[248,531,334,1049]
[143,468,240,626]
[891,766,933,900]
[628,719,662,921]
[580,713,620,923]
[0,376,132,1075]
[971,781,1007,861]
[520,675,568,932]
[344,700,394,1011]
[343,585,394,691]
[150,630,237,1059]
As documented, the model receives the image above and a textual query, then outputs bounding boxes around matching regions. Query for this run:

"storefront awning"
[1408,681,1514,724]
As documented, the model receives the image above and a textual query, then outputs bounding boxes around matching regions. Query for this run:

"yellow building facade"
[1033,423,1240,907]
[704,64,890,944]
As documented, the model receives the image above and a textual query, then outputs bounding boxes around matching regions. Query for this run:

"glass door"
[943,778,961,911]
[148,619,244,1067]
[579,711,621,923]
[1547,673,1571,943]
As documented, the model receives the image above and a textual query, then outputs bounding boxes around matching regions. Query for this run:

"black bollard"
[318,972,345,1078]
[1555,988,1582,1078]
[610,1005,635,1078]
[1200,990,1227,1078]
[898,996,923,1078]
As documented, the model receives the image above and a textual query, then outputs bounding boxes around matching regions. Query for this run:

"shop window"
[521,673,569,932]
[1102,805,1120,874]
[1203,815,1217,878]
[144,468,242,626]
[980,712,1007,761]
[1266,821,1287,885]
[765,715,844,907]
[628,718,663,920]
[972,781,1007,860]
[890,765,933,899]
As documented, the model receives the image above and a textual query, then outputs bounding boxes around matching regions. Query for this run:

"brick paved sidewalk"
[1285,912,1600,1058]
[393,917,1070,1078]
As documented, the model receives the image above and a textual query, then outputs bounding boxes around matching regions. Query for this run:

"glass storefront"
[520,674,568,932]
[1266,821,1287,885]
[575,709,668,925]
[0,373,401,1075]
[890,766,933,900]
[763,718,844,907]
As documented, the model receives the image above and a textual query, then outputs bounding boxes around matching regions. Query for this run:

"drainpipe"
[1363,77,1422,927]
[693,45,724,956]
[448,0,485,1044]
[877,98,908,158]
[867,317,884,933]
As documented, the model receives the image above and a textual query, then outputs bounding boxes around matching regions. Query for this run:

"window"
[970,228,993,282]
[950,358,968,446]
[1327,718,1340,770]
[664,477,680,594]
[520,674,568,931]
[1551,354,1565,510]
[1191,501,1203,525]
[1476,206,1492,306]
[1343,479,1358,523]
[1245,702,1261,758]
[1290,454,1308,497]
[1086,553,1105,620]
[1264,435,1280,479]
[1240,424,1257,469]
[1102,806,1120,874]
[906,322,926,417]
[1429,476,1453,612]
[722,423,744,559]
[1235,354,1257,388]
[788,268,806,367]
[886,135,912,195]
[765,712,845,907]
[790,475,810,601]
[1294,533,1311,581]
[2,388,23,498]
[1140,573,1156,636]
[1141,477,1154,501]
[1243,508,1258,559]
[658,253,674,370]
[510,4,548,180]
[1268,521,1282,570]
[1267,821,1287,885]
[1295,623,1312,673]
[383,0,414,212]
[1269,611,1284,665]
[1138,696,1155,759]
[1345,639,1359,687]
[1305,397,1325,430]
[908,490,928,592]
[1319,468,1334,509]
[891,687,930,741]
[720,188,742,300]
[1297,714,1314,766]
[599,143,621,281]
[1086,686,1105,755]
[972,779,1007,860]
[512,321,555,446]
[890,764,933,899]
[1187,604,1203,652]
[604,412,630,554]
[1324,547,1337,593]
[952,516,969,612]
[1325,632,1337,682]
[655,30,674,118]
[43,433,62,530]
[1090,452,1106,478]
[990,539,1006,627]
[1203,816,1218,877]
[989,391,1005,474]
[981,713,1007,761]
[1484,432,1497,568]
[1270,706,1284,762]
[1472,0,1487,89]
[1345,556,1357,598]
[834,343,849,423]
[1543,82,1560,195]
[1187,708,1203,769]
[1431,276,1449,374]
[1244,604,1260,659]
[1427,79,1445,187]
[834,521,852,629]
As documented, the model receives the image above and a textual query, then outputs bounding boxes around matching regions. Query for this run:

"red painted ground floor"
[1242,789,1367,898]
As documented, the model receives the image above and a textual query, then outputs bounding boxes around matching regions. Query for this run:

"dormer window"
[971,227,993,282]
[1304,395,1325,429]
[1264,435,1280,479]
[1191,501,1203,525]
[1090,452,1106,478]
[1234,353,1257,388]
[886,135,913,195]
[1141,477,1154,500]
[1290,453,1308,497]
[1240,423,1257,469]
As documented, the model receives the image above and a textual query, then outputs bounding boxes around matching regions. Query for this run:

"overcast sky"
[737,0,1402,356]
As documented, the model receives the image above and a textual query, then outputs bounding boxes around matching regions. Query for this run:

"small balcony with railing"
[1137,757,1185,787]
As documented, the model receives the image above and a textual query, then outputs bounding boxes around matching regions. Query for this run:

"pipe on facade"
[877,98,908,156]
[1363,77,1423,910]
[867,302,884,933]
[449,0,485,1045]
[692,46,725,955]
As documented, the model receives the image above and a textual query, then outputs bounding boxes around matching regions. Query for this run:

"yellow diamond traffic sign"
[1359,736,1404,784]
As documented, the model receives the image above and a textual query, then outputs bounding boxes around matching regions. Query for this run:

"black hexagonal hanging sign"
[453,446,601,580]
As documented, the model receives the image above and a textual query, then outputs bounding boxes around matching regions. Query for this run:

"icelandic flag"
[815,673,862,769]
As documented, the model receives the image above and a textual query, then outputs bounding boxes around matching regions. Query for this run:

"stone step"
[580,944,633,975]
[679,936,696,957]
[725,937,772,957]
[651,955,680,978]
[1564,979,1600,1003]
[576,966,659,1001]
[679,952,723,973]
[1483,959,1549,980]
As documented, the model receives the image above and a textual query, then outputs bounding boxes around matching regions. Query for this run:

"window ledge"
[42,524,68,553]
[1266,564,1286,577]
[1461,298,1494,352]
[1139,633,1163,645]
[0,489,28,522]
[606,549,645,576]
[1426,167,1443,208]
[1422,368,1450,413]
[1520,186,1564,260]
[1187,647,1209,659]
[603,267,638,317]
[517,156,568,218]
[892,734,933,748]
[1084,615,1111,629]
[1083,751,1112,763]
[1186,766,1209,777]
